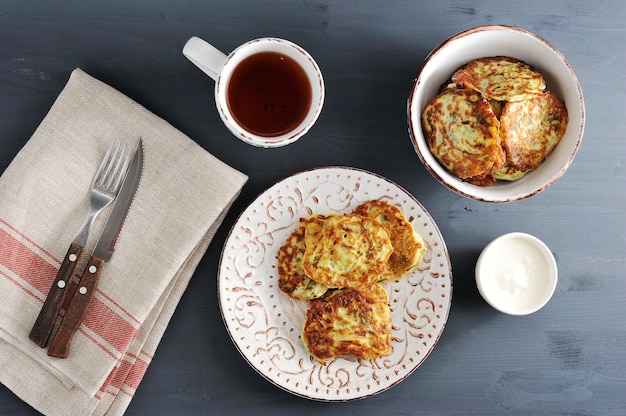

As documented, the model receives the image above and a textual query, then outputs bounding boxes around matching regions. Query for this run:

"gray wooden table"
[1,1,625,415]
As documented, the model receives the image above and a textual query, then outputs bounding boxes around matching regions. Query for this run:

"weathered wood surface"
[1,1,624,414]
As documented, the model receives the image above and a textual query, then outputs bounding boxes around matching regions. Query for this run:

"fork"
[29,141,131,348]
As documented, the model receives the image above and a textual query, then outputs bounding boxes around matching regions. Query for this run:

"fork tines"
[96,142,131,193]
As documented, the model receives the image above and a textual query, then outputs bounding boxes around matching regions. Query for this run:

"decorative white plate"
[218,167,452,401]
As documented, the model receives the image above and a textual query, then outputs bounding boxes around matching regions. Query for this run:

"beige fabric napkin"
[0,68,248,415]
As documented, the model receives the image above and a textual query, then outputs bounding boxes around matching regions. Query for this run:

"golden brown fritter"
[464,172,500,186]
[301,286,392,364]
[452,56,546,102]
[302,214,393,289]
[352,200,426,280]
[363,281,389,304]
[277,215,329,300]
[500,90,569,171]
[421,56,568,186]
[421,86,505,180]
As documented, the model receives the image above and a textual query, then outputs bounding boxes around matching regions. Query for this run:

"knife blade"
[47,138,144,358]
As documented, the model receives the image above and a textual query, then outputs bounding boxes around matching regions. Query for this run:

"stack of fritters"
[421,56,569,185]
[277,199,426,364]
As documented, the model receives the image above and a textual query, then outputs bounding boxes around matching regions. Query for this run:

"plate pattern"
[218,167,452,401]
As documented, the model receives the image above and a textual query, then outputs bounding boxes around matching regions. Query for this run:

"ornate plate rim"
[218,166,452,401]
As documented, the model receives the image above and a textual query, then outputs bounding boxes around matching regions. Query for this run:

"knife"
[47,138,144,358]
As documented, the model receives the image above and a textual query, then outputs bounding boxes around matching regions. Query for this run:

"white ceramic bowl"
[475,232,558,315]
[408,25,585,202]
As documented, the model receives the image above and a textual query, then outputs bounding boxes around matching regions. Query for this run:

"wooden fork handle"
[47,255,104,358]
[29,242,84,348]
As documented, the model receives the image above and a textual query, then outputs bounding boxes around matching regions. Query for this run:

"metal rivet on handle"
[79,287,87,295]
[57,280,66,289]
[89,265,97,273]
[69,254,77,262]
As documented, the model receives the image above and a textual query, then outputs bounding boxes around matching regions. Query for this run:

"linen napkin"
[0,68,248,415]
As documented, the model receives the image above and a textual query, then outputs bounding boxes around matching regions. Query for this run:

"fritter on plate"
[452,56,546,102]
[277,215,329,300]
[302,213,393,289]
[421,86,505,180]
[353,199,426,280]
[301,285,392,364]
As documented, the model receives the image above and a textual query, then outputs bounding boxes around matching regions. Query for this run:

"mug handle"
[182,36,227,81]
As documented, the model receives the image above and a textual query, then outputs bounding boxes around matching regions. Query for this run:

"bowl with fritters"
[408,25,585,202]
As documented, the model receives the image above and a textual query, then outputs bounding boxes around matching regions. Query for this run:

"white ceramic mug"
[183,36,324,148]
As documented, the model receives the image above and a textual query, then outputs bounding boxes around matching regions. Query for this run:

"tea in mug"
[227,52,312,137]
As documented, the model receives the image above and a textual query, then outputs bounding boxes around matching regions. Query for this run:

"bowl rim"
[407,24,585,202]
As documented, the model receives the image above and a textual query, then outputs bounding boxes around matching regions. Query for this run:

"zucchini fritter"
[421,86,505,180]
[499,90,569,172]
[353,200,426,280]
[452,56,546,102]
[492,161,530,181]
[301,286,392,364]
[277,215,329,300]
[302,214,393,289]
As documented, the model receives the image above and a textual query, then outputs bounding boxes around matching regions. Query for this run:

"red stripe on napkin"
[98,351,151,398]
[0,226,58,298]
[0,218,57,259]
[83,297,138,354]
[97,289,142,326]
[122,352,150,391]
[0,268,43,303]
[0,218,142,358]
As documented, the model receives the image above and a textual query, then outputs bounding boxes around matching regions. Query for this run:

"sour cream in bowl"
[475,232,557,315]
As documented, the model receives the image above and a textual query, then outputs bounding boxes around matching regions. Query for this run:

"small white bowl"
[408,25,585,202]
[475,232,558,315]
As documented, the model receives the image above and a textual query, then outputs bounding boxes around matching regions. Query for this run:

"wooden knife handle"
[29,242,84,348]
[47,255,104,358]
